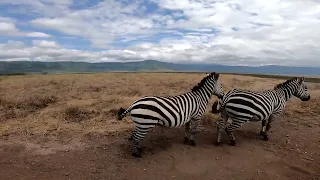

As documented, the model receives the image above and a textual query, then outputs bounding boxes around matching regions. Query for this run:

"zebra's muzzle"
[301,95,311,101]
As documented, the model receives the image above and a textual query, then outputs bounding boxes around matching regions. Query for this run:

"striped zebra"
[117,72,224,158]
[211,77,310,146]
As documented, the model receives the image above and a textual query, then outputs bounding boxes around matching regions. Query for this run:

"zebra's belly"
[225,108,264,122]
[224,100,268,121]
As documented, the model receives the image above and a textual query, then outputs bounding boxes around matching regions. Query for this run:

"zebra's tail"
[211,98,222,114]
[117,97,146,120]
[117,106,134,121]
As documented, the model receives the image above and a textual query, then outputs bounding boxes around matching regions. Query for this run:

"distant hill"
[1,60,320,77]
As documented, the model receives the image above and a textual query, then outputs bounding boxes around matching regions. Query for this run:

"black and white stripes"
[211,77,310,146]
[117,72,224,157]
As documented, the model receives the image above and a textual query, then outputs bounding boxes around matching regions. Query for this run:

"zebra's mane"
[274,77,301,89]
[191,72,217,92]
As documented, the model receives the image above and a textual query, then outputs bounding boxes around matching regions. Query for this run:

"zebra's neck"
[273,82,295,101]
[193,81,214,103]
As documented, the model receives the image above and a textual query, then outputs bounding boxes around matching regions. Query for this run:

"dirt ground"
[0,72,319,180]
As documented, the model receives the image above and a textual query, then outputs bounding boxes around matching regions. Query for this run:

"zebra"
[117,72,224,158]
[211,77,310,146]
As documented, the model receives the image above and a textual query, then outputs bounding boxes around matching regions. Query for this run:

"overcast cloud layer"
[0,0,320,66]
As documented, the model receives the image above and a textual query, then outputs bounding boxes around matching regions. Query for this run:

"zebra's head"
[294,77,310,101]
[205,72,224,98]
[191,72,224,98]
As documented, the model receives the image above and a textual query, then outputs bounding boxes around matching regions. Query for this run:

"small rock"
[304,157,314,161]
[215,157,219,160]
[2,133,9,137]
[143,169,146,171]
[172,176,175,178]
[286,135,290,137]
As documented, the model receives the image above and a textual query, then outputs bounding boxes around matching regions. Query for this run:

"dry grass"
[64,106,97,123]
[0,72,319,141]
[0,95,58,121]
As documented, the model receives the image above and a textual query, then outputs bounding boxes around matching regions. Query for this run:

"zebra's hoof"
[131,152,141,158]
[190,140,196,146]
[215,141,221,146]
[229,140,236,146]
[262,135,269,141]
[183,137,189,144]
[259,130,264,136]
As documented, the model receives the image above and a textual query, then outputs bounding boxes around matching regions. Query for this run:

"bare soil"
[0,73,319,180]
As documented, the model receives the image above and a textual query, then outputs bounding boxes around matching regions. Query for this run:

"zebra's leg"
[215,110,228,146]
[131,126,151,158]
[188,118,201,146]
[260,114,278,141]
[128,129,137,141]
[183,121,191,144]
[215,117,225,146]
[266,113,278,132]
[260,119,269,141]
[225,119,245,146]
[266,121,272,131]
[260,120,267,136]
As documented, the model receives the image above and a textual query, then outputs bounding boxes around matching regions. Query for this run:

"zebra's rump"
[222,90,272,121]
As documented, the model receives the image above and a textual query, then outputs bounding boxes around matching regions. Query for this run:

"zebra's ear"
[212,72,219,79]
[298,77,305,84]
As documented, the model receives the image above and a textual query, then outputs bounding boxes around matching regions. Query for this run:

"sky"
[0,0,320,66]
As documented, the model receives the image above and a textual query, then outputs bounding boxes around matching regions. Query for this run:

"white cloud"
[29,0,160,48]
[26,32,51,38]
[0,16,16,23]
[0,21,51,38]
[0,22,19,34]
[0,0,71,17]
[0,0,320,66]
[1,38,319,66]
[32,40,60,48]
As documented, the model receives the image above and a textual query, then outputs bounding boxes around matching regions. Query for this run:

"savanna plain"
[0,72,319,180]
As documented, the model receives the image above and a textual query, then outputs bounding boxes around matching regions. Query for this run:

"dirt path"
[1,115,319,180]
